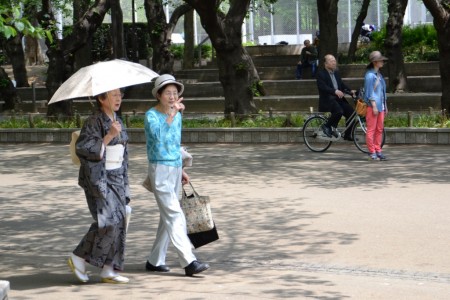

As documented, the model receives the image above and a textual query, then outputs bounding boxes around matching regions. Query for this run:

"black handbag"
[181,182,219,248]
[188,223,219,248]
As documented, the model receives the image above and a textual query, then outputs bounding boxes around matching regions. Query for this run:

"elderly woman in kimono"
[68,88,131,284]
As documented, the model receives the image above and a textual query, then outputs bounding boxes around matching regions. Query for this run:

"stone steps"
[13,76,441,103]
[10,92,441,115]
[176,61,441,81]
[3,60,441,115]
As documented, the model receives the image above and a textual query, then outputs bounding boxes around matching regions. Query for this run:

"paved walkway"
[1,143,450,299]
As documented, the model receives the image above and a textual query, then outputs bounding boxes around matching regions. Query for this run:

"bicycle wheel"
[352,117,386,154]
[302,115,332,152]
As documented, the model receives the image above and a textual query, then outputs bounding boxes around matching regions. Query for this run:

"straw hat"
[369,51,388,62]
[151,74,184,98]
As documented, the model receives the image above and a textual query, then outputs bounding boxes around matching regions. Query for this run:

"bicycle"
[302,96,386,153]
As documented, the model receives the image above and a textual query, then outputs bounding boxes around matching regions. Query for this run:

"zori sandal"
[101,275,129,284]
[68,257,89,283]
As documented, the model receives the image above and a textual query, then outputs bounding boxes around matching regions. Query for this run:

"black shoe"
[331,129,340,138]
[184,260,210,276]
[145,261,170,272]
[320,125,332,138]
[343,135,359,142]
[343,135,354,141]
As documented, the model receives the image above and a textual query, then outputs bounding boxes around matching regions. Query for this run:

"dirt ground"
[2,64,48,87]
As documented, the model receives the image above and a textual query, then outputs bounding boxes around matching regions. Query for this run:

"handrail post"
[230,112,236,127]
[32,81,37,113]
[408,111,413,127]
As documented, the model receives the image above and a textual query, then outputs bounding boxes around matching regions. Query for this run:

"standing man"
[296,39,318,79]
[316,54,356,140]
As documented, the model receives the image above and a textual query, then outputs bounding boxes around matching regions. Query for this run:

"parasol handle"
[109,98,122,143]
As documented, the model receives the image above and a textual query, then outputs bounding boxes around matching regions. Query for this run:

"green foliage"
[184,118,232,128]
[384,112,450,128]
[243,41,256,46]
[234,62,247,71]
[168,44,213,61]
[194,44,212,59]
[0,78,9,88]
[351,24,439,63]
[2,112,449,129]
[90,25,112,61]
[0,5,51,41]
[250,80,264,97]
[170,44,184,60]
[66,23,151,62]
[402,25,437,48]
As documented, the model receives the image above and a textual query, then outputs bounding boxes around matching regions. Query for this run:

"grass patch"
[1,112,449,129]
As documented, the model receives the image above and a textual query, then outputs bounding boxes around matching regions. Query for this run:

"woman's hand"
[104,121,121,145]
[109,121,122,137]
[372,106,379,116]
[169,97,185,118]
[181,169,190,185]
[370,100,378,116]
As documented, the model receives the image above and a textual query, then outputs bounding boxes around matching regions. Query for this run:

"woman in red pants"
[363,51,388,161]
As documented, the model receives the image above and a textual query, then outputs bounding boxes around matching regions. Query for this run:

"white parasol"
[49,59,158,104]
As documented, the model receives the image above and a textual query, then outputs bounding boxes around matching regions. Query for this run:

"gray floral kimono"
[73,111,130,271]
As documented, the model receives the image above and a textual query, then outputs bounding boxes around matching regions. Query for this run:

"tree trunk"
[317,0,338,61]
[0,67,21,111]
[5,34,30,87]
[128,0,140,63]
[38,0,111,117]
[184,0,259,118]
[23,2,44,66]
[216,47,259,117]
[24,36,43,65]
[144,0,172,74]
[144,1,191,74]
[384,0,408,93]
[38,0,72,117]
[73,0,93,70]
[183,8,195,69]
[422,0,450,114]
[347,0,371,63]
[110,0,126,59]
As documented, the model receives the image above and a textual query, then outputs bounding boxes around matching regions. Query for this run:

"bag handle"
[182,181,199,197]
[374,73,380,91]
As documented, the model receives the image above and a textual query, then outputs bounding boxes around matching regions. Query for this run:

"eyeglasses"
[163,91,179,97]
[109,93,124,98]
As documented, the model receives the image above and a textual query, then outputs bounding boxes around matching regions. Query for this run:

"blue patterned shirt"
[144,108,182,167]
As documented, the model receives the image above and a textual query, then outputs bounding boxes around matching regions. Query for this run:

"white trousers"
[148,164,196,268]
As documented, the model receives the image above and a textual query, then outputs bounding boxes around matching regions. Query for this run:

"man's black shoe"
[320,125,332,138]
[184,260,210,276]
[343,135,354,141]
[331,129,340,138]
[343,135,359,141]
[145,261,170,272]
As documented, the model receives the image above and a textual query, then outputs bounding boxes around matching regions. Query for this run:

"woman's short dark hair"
[95,92,108,108]
[366,62,375,69]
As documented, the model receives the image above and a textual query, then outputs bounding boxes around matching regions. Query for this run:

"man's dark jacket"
[316,68,352,111]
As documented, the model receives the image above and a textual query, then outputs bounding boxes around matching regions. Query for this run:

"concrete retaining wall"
[1,128,449,145]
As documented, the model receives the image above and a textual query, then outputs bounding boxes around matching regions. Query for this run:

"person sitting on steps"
[316,54,356,140]
[296,39,318,79]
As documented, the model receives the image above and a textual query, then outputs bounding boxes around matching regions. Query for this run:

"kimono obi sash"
[105,144,124,170]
